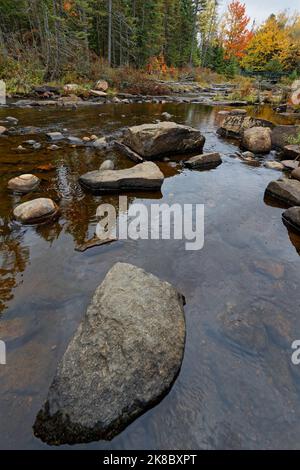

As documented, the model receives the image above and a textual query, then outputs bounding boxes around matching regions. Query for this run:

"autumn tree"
[241,14,292,72]
[221,0,253,61]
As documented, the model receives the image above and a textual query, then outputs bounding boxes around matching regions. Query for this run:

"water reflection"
[1,102,300,450]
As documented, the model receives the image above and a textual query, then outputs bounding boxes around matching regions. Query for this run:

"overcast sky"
[220,0,300,24]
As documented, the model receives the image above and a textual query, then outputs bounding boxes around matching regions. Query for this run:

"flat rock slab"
[33,262,186,445]
[46,132,64,141]
[79,162,164,193]
[13,198,59,224]
[265,179,300,206]
[8,174,40,193]
[264,161,284,171]
[123,122,205,158]
[281,160,300,171]
[184,152,222,169]
[283,144,300,159]
[282,207,300,233]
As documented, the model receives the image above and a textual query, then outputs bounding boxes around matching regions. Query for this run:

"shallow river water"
[1,102,300,449]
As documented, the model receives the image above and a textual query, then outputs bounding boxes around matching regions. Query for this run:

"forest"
[0,0,300,92]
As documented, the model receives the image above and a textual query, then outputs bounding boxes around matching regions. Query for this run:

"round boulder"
[99,160,115,171]
[13,198,59,224]
[242,127,272,154]
[8,174,40,193]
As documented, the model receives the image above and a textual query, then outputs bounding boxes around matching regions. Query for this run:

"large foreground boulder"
[79,162,164,193]
[8,174,40,193]
[265,179,300,206]
[13,198,59,224]
[33,263,186,445]
[242,127,272,154]
[217,115,273,139]
[184,152,222,169]
[123,122,205,158]
[282,207,300,233]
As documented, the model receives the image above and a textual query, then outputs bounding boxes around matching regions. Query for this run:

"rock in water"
[184,152,222,169]
[292,168,300,182]
[13,198,59,224]
[99,160,115,171]
[79,162,164,193]
[282,207,300,233]
[123,122,205,158]
[271,126,300,150]
[33,263,186,445]
[46,132,64,141]
[283,144,300,160]
[264,161,284,171]
[8,174,40,193]
[242,127,272,154]
[0,126,7,135]
[281,160,299,171]
[217,115,273,139]
[265,179,300,206]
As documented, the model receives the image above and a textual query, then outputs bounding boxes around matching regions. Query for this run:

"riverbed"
[1,102,300,449]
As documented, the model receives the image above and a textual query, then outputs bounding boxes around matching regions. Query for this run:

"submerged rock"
[184,152,222,169]
[123,122,205,158]
[79,162,164,193]
[161,112,172,120]
[99,160,115,171]
[282,207,300,233]
[242,127,272,154]
[33,262,186,445]
[8,174,40,194]
[0,125,7,135]
[265,179,300,206]
[13,198,59,224]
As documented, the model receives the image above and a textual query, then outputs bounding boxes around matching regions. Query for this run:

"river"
[0,102,300,449]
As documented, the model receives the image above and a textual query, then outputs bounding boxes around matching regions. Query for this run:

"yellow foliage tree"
[241,14,292,71]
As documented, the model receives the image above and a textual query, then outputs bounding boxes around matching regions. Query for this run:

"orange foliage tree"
[221,1,253,61]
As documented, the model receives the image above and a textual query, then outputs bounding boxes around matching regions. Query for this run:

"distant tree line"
[0,0,299,81]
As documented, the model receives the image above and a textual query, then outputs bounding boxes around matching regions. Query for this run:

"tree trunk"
[108,0,112,66]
